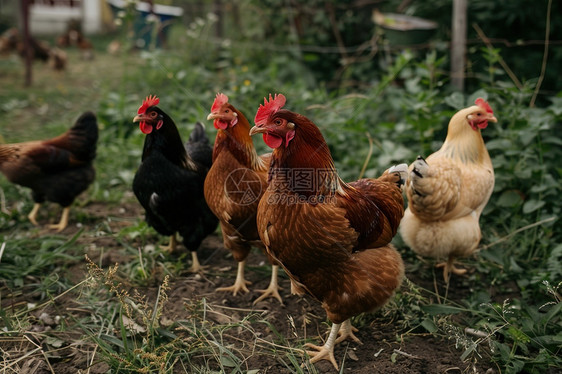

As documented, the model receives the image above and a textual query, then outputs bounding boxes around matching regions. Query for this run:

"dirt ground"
[1,200,498,374]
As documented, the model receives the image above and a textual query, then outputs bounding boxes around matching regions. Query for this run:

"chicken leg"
[216,260,251,295]
[335,319,361,344]
[160,234,177,253]
[304,322,342,370]
[253,264,283,304]
[27,203,41,226]
[436,255,467,283]
[189,251,208,273]
[48,206,70,232]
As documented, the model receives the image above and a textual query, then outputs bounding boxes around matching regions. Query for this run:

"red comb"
[254,94,286,126]
[138,95,160,114]
[211,93,229,112]
[475,98,493,114]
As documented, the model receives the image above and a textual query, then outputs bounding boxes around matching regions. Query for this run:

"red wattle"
[214,119,228,130]
[263,133,283,149]
[140,121,153,134]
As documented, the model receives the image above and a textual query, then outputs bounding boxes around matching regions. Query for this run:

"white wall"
[30,0,102,35]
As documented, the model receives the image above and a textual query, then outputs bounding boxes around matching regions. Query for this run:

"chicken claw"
[27,203,41,226]
[189,251,209,273]
[253,265,283,304]
[160,234,178,253]
[216,260,251,295]
[304,322,341,370]
[335,319,362,344]
[436,256,467,283]
[48,206,70,232]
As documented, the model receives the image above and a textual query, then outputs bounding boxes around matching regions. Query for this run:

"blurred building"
[29,0,103,34]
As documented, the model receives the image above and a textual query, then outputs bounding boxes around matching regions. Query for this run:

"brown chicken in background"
[250,94,406,369]
[399,98,497,282]
[0,27,67,70]
[0,112,98,231]
[205,93,281,304]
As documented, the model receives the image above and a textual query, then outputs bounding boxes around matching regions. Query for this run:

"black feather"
[185,122,213,170]
[133,109,218,253]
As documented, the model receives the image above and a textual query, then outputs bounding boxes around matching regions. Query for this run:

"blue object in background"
[107,0,183,49]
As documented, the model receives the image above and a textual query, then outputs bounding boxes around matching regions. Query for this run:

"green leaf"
[444,92,465,109]
[421,304,464,315]
[508,257,524,273]
[540,301,562,327]
[467,90,489,105]
[522,199,546,214]
[507,326,531,343]
[486,139,512,151]
[497,190,523,207]
[420,318,438,333]
[156,328,177,339]
[100,334,125,349]
[460,343,477,361]
[220,355,237,368]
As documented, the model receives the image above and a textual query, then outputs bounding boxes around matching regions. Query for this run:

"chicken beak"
[249,125,267,136]
[133,114,143,123]
[206,112,217,121]
[488,115,498,123]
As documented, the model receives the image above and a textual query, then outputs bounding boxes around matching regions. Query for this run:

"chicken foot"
[189,251,208,273]
[304,321,342,370]
[335,319,361,344]
[48,206,70,232]
[436,256,467,283]
[28,203,70,232]
[27,203,41,226]
[160,234,177,253]
[216,260,251,295]
[253,264,283,305]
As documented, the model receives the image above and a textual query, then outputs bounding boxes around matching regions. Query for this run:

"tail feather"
[409,156,429,197]
[185,122,213,170]
[188,122,209,144]
[411,156,428,178]
[66,111,99,162]
[387,163,408,189]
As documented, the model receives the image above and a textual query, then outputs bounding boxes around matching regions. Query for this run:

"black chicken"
[132,95,218,272]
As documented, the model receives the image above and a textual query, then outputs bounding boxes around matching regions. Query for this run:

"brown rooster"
[399,98,497,282]
[0,112,98,231]
[205,93,281,304]
[249,94,406,368]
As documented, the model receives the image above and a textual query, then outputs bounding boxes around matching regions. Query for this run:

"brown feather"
[204,104,271,261]
[255,108,405,323]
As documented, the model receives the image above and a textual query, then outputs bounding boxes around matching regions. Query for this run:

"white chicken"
[400,98,497,282]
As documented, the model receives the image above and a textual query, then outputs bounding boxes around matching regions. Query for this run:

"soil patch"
[1,201,497,373]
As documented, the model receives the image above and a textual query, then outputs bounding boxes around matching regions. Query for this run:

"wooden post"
[451,0,467,91]
[21,0,32,87]
[214,0,222,40]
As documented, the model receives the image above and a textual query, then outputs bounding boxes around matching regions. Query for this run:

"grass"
[0,19,561,373]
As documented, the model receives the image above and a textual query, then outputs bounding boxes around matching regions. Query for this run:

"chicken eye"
[225,110,230,113]
[149,112,157,118]
[274,119,282,126]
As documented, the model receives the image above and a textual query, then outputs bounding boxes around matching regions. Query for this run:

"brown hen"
[250,94,406,368]
[205,93,281,304]
[0,112,98,231]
